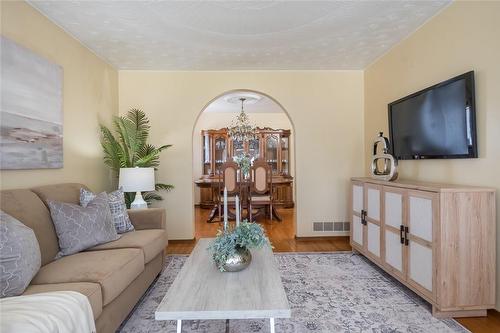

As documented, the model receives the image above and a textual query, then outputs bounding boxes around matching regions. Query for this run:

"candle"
[235,195,240,227]
[223,187,228,231]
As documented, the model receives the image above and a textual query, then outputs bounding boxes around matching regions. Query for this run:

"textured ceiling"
[204,92,283,113]
[29,1,450,70]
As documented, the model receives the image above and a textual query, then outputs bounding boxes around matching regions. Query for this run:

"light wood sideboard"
[350,177,496,318]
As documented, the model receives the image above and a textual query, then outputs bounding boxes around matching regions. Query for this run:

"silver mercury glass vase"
[222,246,252,272]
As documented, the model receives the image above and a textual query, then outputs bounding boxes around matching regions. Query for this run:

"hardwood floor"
[166,207,500,333]
[166,207,351,254]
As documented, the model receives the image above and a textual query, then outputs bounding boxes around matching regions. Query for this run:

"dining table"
[194,177,282,223]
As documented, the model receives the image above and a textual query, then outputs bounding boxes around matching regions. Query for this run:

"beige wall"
[364,1,500,309]
[193,111,294,204]
[0,1,118,192]
[119,71,365,239]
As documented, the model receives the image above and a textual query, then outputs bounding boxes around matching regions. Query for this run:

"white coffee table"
[155,238,291,333]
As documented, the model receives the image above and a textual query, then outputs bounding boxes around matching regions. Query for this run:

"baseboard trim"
[168,238,196,243]
[294,235,350,241]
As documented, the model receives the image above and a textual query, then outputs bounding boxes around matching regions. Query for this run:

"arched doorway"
[191,89,297,244]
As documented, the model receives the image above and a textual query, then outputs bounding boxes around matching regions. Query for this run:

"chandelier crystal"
[227,98,257,142]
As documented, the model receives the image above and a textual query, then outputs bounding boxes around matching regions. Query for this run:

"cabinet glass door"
[281,136,289,175]
[232,139,244,157]
[266,135,279,174]
[214,136,227,173]
[248,138,260,160]
[202,133,211,175]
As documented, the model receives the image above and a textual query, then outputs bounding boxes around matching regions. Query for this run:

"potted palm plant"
[100,108,174,207]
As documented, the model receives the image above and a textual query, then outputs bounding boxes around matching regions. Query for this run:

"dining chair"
[217,161,241,222]
[249,159,275,222]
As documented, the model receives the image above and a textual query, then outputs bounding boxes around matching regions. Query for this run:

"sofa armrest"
[127,208,166,231]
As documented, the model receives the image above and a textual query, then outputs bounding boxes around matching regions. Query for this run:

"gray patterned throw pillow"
[80,188,134,233]
[0,211,41,297]
[48,192,120,258]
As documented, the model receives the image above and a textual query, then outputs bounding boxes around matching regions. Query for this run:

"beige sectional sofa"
[0,183,168,333]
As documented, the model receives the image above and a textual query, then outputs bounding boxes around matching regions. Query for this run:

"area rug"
[118,253,469,333]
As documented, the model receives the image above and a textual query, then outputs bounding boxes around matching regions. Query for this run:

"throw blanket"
[0,291,95,333]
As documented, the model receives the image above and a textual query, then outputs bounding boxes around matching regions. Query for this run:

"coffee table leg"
[225,319,230,333]
[270,318,275,333]
[176,319,182,333]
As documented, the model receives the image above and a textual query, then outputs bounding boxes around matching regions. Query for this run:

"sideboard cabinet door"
[407,190,437,301]
[382,187,406,280]
[351,182,365,252]
[365,184,381,261]
[351,182,364,249]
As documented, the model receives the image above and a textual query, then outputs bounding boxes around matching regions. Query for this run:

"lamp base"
[130,191,148,209]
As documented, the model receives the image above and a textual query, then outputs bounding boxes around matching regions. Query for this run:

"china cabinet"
[350,177,496,318]
[197,128,293,208]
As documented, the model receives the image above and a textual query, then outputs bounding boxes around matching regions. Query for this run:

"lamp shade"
[119,167,155,192]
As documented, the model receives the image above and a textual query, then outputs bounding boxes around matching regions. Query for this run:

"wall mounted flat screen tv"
[388,71,477,160]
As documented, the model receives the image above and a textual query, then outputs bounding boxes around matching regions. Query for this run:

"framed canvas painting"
[0,36,63,169]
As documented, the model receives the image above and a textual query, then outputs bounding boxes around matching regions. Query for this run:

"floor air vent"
[313,222,350,232]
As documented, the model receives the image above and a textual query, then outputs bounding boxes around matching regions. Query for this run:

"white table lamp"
[119,167,155,209]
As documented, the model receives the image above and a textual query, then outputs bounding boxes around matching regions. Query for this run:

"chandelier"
[227,98,257,142]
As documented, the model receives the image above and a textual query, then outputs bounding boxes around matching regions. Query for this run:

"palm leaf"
[137,143,157,157]
[156,183,174,191]
[157,144,173,152]
[135,152,160,168]
[143,191,163,205]
[113,117,134,166]
[135,144,160,167]
[100,125,125,173]
[127,108,150,149]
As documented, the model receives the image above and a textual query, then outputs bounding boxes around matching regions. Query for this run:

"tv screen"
[388,71,477,160]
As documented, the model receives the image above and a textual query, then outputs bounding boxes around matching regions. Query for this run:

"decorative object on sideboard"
[208,187,270,272]
[119,167,155,209]
[0,36,63,170]
[370,132,398,181]
[99,108,174,207]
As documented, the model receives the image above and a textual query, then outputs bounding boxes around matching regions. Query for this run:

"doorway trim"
[191,89,297,235]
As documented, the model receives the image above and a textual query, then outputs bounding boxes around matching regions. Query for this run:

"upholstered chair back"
[251,159,271,195]
[221,161,240,195]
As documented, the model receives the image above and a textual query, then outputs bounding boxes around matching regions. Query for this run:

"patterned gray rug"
[118,253,469,333]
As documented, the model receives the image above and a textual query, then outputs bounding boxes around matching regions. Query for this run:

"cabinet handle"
[400,225,405,244]
[361,210,367,225]
[404,226,409,246]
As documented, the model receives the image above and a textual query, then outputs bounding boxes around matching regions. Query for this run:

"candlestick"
[223,187,228,231]
[235,195,240,227]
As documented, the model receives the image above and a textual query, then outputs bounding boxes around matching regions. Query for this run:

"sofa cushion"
[24,282,103,319]
[0,211,41,297]
[48,192,120,258]
[31,249,144,306]
[88,229,167,264]
[32,183,89,207]
[0,189,59,265]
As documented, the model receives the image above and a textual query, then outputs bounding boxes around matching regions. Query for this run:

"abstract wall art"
[1,36,63,169]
